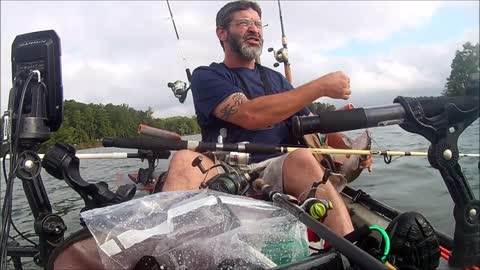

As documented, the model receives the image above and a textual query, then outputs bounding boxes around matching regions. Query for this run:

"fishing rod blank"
[2,149,477,161]
[1,153,142,160]
[103,137,283,154]
[102,137,480,158]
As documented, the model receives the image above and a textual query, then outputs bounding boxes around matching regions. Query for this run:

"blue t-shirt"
[191,62,310,163]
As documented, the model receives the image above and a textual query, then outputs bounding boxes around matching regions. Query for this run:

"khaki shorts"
[245,154,287,193]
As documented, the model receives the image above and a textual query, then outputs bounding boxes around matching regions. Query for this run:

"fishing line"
[166,0,190,74]
[370,135,396,164]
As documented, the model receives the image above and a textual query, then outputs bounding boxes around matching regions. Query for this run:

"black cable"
[9,217,37,247]
[7,232,36,249]
[0,71,36,269]
[0,156,17,269]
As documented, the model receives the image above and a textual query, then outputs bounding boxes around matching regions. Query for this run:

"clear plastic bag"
[81,190,309,270]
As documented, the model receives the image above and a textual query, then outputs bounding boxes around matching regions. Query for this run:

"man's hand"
[317,71,351,100]
[359,155,373,172]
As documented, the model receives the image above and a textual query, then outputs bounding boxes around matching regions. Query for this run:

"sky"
[1,1,479,118]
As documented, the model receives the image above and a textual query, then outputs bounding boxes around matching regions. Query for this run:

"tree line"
[40,100,201,151]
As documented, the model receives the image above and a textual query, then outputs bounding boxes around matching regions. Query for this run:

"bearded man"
[162,0,372,236]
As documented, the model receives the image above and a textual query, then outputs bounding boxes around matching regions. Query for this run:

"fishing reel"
[267,47,289,67]
[223,151,250,167]
[167,80,190,103]
[192,156,258,195]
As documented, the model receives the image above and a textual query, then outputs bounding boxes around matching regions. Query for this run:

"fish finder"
[8,29,63,145]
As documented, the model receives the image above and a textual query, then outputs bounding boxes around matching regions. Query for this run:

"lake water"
[1,120,479,268]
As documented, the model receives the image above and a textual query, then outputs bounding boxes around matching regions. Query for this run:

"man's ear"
[216,26,227,42]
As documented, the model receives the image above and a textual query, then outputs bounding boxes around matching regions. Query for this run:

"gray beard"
[227,32,263,60]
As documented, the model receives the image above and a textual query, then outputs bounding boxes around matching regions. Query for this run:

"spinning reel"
[168,68,193,104]
[191,156,258,195]
[167,80,190,103]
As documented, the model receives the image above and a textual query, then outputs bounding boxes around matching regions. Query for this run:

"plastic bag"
[81,190,309,270]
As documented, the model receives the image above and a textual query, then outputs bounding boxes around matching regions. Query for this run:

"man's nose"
[247,24,261,35]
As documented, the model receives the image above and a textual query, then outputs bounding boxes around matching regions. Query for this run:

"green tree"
[39,100,202,151]
[308,102,336,114]
[443,42,479,96]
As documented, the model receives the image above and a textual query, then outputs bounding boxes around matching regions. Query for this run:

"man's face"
[225,8,264,60]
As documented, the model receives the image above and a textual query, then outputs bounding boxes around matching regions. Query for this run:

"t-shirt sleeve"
[191,66,243,125]
[278,72,311,116]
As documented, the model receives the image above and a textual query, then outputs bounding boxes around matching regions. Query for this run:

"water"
[1,121,479,268]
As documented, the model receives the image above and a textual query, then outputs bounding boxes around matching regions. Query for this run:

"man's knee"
[163,150,217,191]
[283,148,325,197]
[285,148,318,168]
[170,150,201,166]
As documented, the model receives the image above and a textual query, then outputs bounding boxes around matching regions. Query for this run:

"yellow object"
[309,203,326,220]
[308,200,333,220]
[384,261,397,270]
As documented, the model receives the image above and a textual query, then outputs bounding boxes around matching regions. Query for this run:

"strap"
[257,64,273,95]
[227,63,273,98]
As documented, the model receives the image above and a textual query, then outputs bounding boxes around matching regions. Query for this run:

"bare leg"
[282,149,354,236]
[162,150,218,191]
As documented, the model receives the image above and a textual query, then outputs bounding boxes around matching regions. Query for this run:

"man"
[162,0,371,236]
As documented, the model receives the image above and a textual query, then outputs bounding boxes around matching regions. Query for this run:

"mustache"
[243,34,263,43]
[244,34,262,38]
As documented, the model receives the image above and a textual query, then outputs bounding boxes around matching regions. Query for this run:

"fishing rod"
[101,138,480,158]
[1,152,157,160]
[268,0,292,83]
[165,0,192,104]
[2,148,477,161]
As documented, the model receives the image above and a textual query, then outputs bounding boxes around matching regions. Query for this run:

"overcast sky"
[1,1,479,118]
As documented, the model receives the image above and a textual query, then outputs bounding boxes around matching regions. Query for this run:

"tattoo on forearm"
[219,93,244,120]
[220,104,238,120]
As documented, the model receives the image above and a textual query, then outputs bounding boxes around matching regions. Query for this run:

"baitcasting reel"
[268,47,289,68]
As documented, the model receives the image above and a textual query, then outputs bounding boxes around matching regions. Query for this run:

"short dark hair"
[216,1,262,49]
[216,0,262,28]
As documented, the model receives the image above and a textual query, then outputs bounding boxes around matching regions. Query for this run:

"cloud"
[1,1,477,117]
[278,1,442,53]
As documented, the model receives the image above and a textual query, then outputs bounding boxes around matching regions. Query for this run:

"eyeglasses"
[230,18,264,29]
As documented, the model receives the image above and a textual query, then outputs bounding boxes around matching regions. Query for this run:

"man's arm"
[213,71,351,130]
